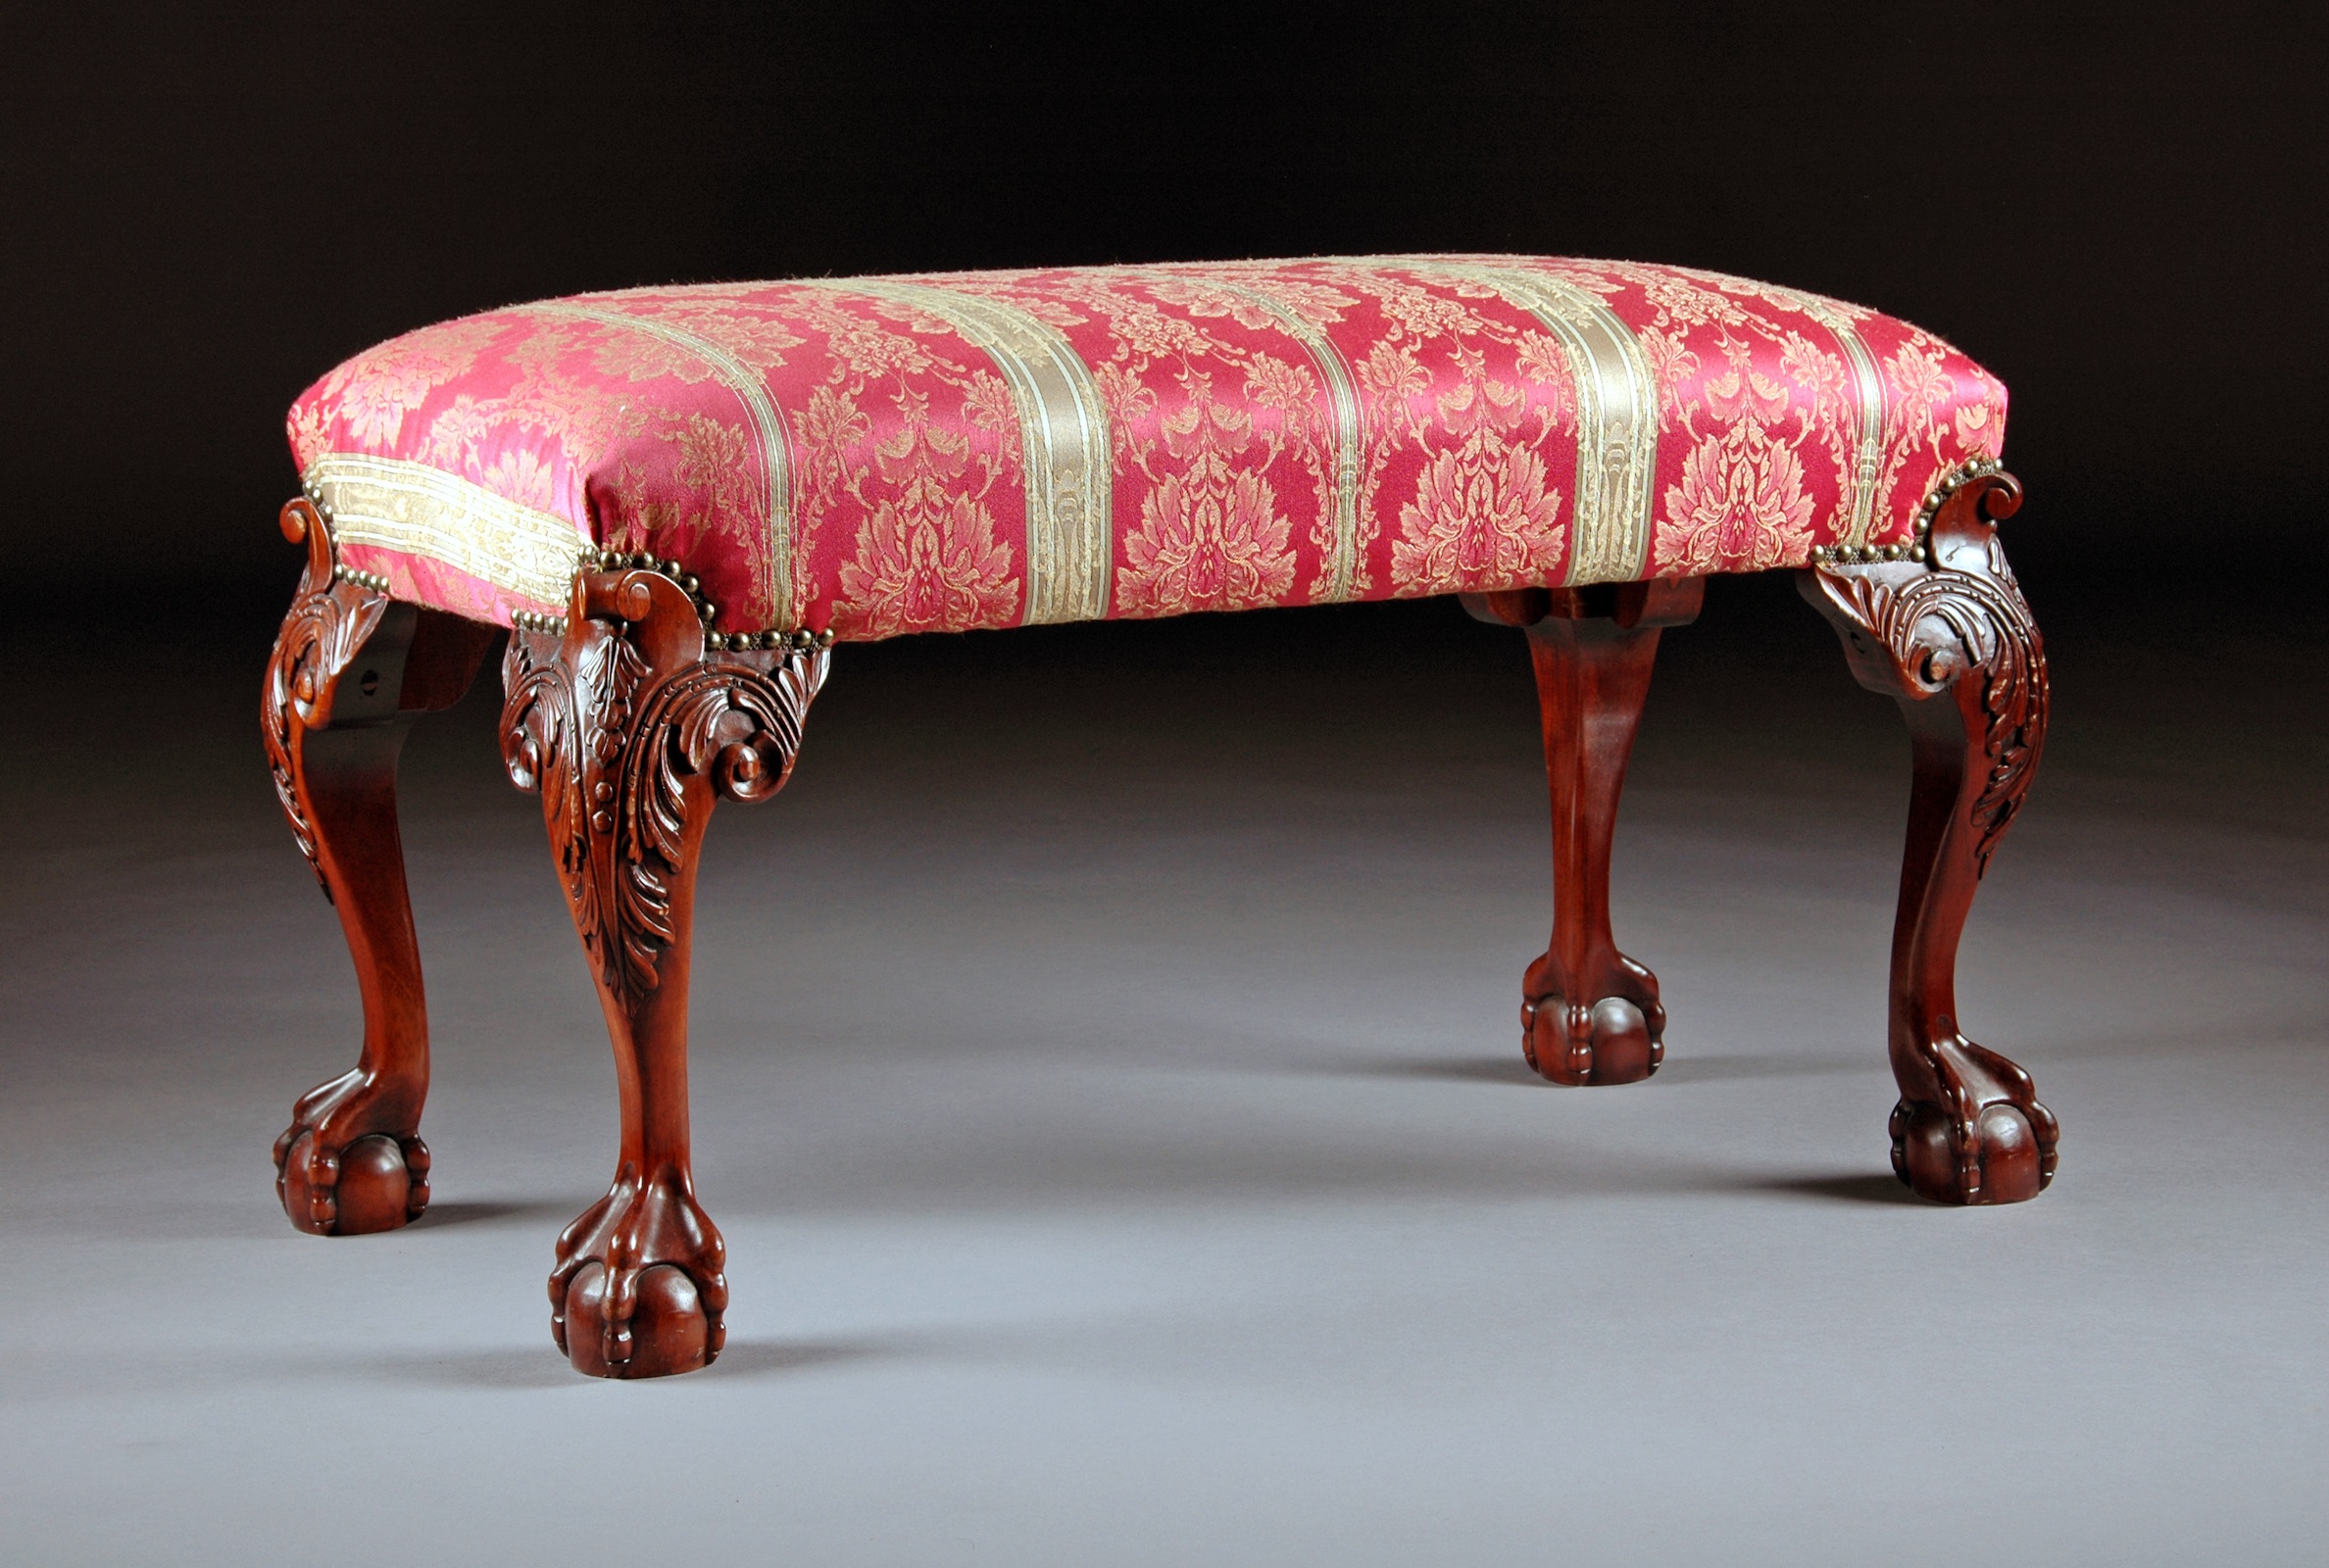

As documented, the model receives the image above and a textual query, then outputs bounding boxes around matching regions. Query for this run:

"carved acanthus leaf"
[263,499,388,893]
[502,570,829,1005]
[1806,482,2046,877]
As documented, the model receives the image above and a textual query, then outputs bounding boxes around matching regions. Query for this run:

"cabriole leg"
[1800,466,2057,1204]
[264,498,496,1235]
[1465,578,1703,1085]
[501,564,826,1378]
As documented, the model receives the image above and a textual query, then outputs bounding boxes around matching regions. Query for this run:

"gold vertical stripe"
[527,301,800,629]
[1218,283,1365,602]
[1790,297,1888,551]
[827,280,1113,625]
[303,452,586,606]
[1397,261,1660,586]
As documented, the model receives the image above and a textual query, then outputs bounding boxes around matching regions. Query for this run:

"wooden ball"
[561,1262,710,1379]
[328,1134,414,1235]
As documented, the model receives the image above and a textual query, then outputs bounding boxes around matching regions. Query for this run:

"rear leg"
[1465,579,1702,1085]
[264,497,496,1234]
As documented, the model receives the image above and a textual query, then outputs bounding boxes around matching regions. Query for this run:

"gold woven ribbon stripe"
[1215,281,1367,604]
[1787,294,1888,551]
[303,452,585,607]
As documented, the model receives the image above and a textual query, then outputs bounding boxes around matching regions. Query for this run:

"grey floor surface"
[3,591,2325,1565]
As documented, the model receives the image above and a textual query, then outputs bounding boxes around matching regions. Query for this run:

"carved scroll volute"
[272,499,372,726]
[1802,471,2046,875]
[282,496,335,594]
[1930,469,2023,576]
[264,498,389,887]
[1810,470,2024,666]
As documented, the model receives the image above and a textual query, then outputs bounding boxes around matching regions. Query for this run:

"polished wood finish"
[501,567,826,1378]
[264,500,495,1235]
[1800,472,2057,1204]
[1465,579,1705,1085]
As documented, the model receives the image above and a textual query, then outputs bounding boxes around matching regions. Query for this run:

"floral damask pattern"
[1655,334,1819,574]
[1662,434,1816,573]
[1120,466,1296,616]
[1395,443,1564,590]
[1377,317,1571,594]
[287,256,2008,639]
[776,290,1026,639]
[835,491,1017,638]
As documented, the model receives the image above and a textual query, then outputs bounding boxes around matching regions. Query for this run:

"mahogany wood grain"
[501,567,826,1378]
[1800,472,2057,1203]
[263,500,493,1235]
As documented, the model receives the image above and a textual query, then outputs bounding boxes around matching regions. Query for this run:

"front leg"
[264,498,494,1234]
[503,556,828,1378]
[1465,579,1703,1085]
[1801,465,2057,1204]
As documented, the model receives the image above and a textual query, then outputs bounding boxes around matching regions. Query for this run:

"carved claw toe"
[273,1073,429,1236]
[1521,990,1666,1086]
[1891,1035,2058,1204]
[549,1170,727,1379]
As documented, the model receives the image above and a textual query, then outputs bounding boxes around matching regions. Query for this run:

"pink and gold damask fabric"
[287,256,2007,640]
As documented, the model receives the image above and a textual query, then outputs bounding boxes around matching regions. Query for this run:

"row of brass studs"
[576,547,836,655]
[1809,539,1923,566]
[712,627,838,654]
[1807,458,2006,569]
[1909,457,2007,532]
[333,564,391,594]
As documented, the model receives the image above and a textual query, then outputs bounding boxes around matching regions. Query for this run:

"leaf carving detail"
[502,591,826,1005]
[263,555,389,894]
[1818,564,2045,877]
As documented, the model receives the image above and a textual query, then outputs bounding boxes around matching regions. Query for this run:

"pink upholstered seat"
[288,256,2007,641]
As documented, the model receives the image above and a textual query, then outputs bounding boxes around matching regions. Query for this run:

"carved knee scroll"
[264,499,494,1236]
[1800,466,2057,1204]
[1465,578,1703,1086]
[502,564,826,1378]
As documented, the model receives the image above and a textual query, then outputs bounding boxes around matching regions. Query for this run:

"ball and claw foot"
[550,1169,728,1379]
[1891,1034,2060,1204]
[273,1070,430,1236]
[1520,956,1666,1086]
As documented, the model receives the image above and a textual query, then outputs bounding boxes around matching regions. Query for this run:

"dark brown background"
[3,1,2321,635]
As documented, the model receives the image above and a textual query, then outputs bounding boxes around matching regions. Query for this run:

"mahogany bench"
[264,256,2053,1379]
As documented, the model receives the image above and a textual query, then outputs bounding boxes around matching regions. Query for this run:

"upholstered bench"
[265,255,2053,1379]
